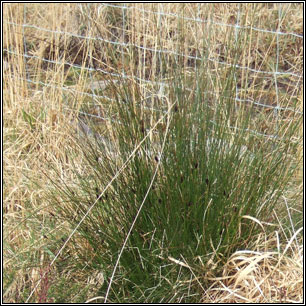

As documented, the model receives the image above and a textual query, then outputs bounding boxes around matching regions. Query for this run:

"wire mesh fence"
[3,3,303,142]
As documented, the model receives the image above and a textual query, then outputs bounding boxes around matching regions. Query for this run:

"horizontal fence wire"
[3,51,302,117]
[3,3,303,142]
[4,21,303,78]
[100,3,304,39]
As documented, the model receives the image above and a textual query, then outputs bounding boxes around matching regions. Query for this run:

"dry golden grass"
[3,3,303,303]
[204,244,303,303]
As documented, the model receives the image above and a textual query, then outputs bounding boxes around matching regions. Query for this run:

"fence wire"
[3,3,303,141]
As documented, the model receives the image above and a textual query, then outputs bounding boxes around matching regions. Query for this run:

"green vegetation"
[3,3,303,303]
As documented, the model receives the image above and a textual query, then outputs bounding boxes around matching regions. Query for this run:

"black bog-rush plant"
[48,65,300,303]
[47,38,301,303]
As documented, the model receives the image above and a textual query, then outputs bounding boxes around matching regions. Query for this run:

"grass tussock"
[3,3,303,303]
